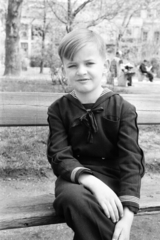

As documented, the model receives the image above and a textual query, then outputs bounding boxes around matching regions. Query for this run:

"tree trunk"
[40,30,45,74]
[40,0,47,73]
[40,0,46,74]
[4,0,23,76]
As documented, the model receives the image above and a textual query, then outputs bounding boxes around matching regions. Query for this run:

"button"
[102,157,105,160]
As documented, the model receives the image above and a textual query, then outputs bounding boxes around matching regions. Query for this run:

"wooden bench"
[0,92,160,231]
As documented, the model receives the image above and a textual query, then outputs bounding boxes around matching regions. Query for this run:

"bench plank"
[1,92,160,126]
[0,194,65,230]
[0,194,160,230]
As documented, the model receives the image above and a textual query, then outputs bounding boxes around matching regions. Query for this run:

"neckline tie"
[80,107,104,143]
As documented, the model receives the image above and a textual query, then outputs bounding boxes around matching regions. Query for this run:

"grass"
[0,78,65,92]
[1,125,160,178]
[0,126,51,178]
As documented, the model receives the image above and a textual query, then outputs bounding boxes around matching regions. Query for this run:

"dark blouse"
[47,91,145,214]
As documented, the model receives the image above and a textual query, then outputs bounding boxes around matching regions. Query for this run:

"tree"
[47,0,94,33]
[4,0,23,76]
[113,0,160,52]
[38,0,50,73]
[0,0,8,64]
[47,0,128,33]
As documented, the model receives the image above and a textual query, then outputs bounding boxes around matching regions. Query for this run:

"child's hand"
[112,207,134,240]
[78,174,123,223]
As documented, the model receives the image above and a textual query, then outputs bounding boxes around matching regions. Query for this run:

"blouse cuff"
[119,195,139,206]
[119,195,140,214]
[122,203,139,214]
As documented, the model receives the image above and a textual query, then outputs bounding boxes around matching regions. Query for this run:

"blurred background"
[0,0,160,83]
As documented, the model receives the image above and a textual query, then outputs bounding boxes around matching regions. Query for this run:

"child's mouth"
[78,79,90,82]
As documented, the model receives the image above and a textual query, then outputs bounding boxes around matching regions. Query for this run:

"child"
[47,29,145,240]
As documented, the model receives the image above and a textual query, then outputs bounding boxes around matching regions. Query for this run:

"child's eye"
[86,62,94,66]
[68,65,76,68]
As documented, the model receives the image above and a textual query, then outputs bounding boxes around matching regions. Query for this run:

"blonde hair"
[58,28,106,61]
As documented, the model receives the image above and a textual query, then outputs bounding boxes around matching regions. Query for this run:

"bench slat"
[1,92,160,126]
[0,194,160,230]
[0,194,65,230]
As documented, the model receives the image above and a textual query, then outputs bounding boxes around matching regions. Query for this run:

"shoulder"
[48,94,71,114]
[105,93,136,117]
[109,93,134,108]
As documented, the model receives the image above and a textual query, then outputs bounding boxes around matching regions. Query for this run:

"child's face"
[62,43,106,95]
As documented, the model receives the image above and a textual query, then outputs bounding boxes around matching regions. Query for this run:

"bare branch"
[46,0,67,24]
[72,0,93,18]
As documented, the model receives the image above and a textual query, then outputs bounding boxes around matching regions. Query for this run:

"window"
[21,24,28,40]
[134,10,141,17]
[154,31,160,44]
[21,42,28,56]
[126,29,132,36]
[31,25,43,40]
[142,31,148,41]
[148,9,157,18]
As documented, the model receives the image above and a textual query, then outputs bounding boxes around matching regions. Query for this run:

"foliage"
[30,52,50,68]
[30,41,56,68]
[3,0,160,75]
[150,57,160,77]
[30,55,42,67]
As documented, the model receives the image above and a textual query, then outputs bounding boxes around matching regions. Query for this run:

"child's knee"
[55,182,90,210]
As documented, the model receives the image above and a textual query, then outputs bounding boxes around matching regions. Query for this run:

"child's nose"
[76,65,87,75]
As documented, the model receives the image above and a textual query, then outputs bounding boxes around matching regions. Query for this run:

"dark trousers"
[126,73,133,86]
[146,71,153,82]
[141,71,154,82]
[54,176,115,240]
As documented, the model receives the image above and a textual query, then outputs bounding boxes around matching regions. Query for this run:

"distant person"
[47,29,145,240]
[121,63,135,86]
[110,51,123,80]
[139,60,154,82]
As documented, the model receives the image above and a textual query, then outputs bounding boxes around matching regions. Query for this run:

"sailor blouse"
[47,91,145,214]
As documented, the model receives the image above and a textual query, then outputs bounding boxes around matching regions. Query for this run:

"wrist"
[123,207,134,221]
[78,174,103,192]
[78,173,97,185]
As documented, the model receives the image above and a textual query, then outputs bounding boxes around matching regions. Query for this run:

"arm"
[79,173,134,239]
[109,100,144,239]
[47,101,92,182]
[79,173,123,223]
[117,103,145,213]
